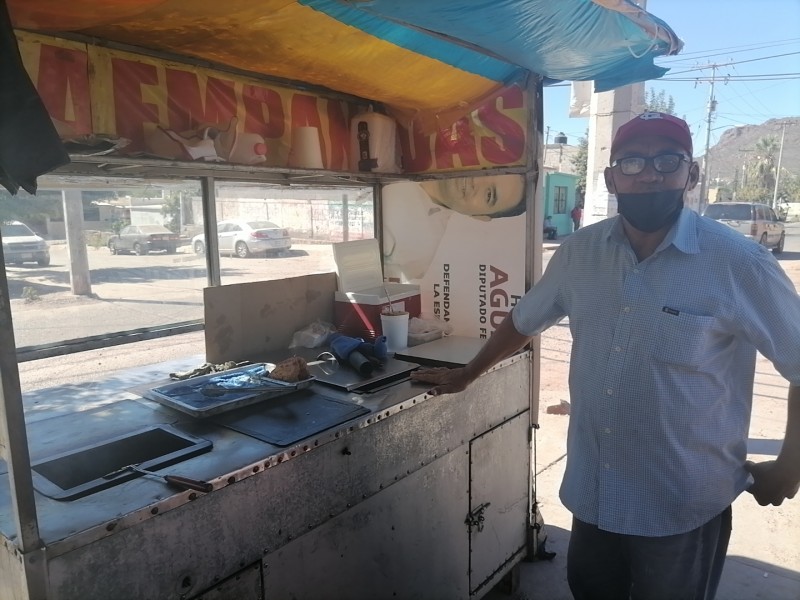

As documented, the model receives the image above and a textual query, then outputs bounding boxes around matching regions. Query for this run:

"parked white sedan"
[192,220,292,258]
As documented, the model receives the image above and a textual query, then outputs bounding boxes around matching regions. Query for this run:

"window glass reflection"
[205,183,374,285]
[5,180,206,351]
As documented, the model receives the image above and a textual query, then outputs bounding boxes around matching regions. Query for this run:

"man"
[543,215,558,240]
[571,203,582,231]
[412,112,800,599]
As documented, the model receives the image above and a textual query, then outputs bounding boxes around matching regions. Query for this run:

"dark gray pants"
[567,506,732,600]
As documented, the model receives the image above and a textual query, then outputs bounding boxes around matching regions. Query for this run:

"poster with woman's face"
[382,174,527,339]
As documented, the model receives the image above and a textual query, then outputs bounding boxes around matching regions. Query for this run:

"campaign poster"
[382,175,527,339]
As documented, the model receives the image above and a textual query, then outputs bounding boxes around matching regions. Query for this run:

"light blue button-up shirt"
[513,208,800,536]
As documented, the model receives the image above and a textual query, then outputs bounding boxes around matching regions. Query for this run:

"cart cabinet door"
[468,411,530,594]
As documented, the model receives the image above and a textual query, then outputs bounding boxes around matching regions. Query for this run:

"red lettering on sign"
[478,87,524,164]
[489,266,511,330]
[397,123,433,172]
[291,94,327,166]
[490,287,509,308]
[36,45,91,135]
[434,118,479,169]
[165,69,237,131]
[112,58,160,151]
[489,265,509,289]
[242,84,285,139]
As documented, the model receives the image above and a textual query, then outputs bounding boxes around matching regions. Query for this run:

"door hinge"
[465,502,491,533]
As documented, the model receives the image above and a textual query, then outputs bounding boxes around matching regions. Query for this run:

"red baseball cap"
[611,112,693,156]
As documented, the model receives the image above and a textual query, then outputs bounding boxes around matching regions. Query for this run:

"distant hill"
[703,117,800,185]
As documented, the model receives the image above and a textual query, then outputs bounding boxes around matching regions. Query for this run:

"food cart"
[0,2,681,598]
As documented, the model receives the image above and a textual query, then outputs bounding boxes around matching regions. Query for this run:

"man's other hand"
[745,459,800,506]
[410,366,472,396]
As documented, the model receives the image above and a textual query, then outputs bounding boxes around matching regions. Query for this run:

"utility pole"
[698,64,718,213]
[771,121,787,210]
[543,126,550,163]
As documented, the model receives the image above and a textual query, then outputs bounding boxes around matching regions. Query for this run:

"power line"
[659,38,800,63]
[728,64,783,117]
[662,76,800,81]
[662,51,800,77]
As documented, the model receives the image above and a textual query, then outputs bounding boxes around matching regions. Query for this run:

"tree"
[0,190,61,225]
[645,88,676,115]
[738,136,780,203]
[570,132,588,200]
[160,188,196,233]
[777,171,800,203]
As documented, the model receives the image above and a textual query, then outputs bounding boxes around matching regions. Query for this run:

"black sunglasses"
[610,152,689,176]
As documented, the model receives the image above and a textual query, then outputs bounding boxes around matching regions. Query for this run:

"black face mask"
[616,188,684,233]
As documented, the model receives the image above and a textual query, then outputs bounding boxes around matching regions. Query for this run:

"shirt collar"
[607,207,699,255]
[664,208,699,254]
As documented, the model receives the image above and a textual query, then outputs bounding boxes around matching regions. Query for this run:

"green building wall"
[544,172,579,237]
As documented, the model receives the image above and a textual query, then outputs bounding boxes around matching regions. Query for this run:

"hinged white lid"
[332,239,384,292]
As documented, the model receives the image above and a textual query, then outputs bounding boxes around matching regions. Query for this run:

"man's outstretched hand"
[745,459,800,506]
[410,366,474,396]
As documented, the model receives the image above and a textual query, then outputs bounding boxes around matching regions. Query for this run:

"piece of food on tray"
[269,356,310,382]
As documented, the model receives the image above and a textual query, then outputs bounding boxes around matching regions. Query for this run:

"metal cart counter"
[0,350,532,600]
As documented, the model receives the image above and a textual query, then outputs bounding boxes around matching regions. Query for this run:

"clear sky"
[542,0,800,155]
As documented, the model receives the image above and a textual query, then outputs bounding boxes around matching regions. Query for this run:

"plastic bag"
[289,320,337,349]
[407,315,453,346]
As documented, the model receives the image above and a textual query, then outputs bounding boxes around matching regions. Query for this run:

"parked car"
[702,202,785,254]
[108,225,180,255]
[1,221,50,266]
[192,220,292,258]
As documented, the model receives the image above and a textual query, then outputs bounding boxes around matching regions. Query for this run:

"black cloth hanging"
[0,0,69,195]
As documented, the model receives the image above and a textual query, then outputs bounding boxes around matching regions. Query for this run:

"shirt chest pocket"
[652,312,722,370]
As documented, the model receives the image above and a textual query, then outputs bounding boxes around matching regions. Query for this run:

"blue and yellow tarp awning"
[9,0,681,128]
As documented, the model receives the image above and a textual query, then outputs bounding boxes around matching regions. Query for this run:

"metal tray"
[306,356,418,392]
[143,364,313,418]
[394,336,486,368]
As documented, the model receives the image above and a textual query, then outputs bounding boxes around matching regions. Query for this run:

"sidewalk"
[487,321,800,600]
[543,237,563,252]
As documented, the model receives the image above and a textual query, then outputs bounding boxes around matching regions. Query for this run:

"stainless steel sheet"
[394,336,486,368]
[306,357,418,392]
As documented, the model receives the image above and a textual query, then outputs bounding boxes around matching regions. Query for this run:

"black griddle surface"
[211,389,369,447]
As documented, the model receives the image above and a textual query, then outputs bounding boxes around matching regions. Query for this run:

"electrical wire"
[727,64,785,118]
[659,38,800,64]
[662,76,800,81]
[660,51,800,77]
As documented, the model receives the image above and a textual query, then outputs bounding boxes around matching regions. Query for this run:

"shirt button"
[614,346,621,352]
[623,306,630,313]
[606,389,613,396]
[604,463,610,469]
[604,428,611,434]
[633,268,640,274]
